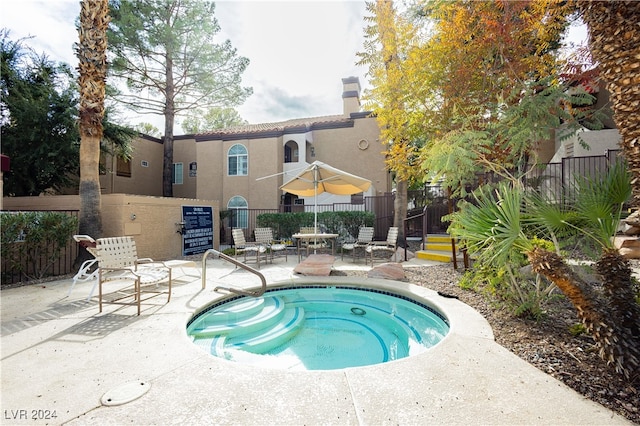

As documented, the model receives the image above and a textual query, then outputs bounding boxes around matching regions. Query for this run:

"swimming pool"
[187,285,450,370]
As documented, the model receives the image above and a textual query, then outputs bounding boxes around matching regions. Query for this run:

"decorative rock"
[395,247,415,261]
[294,254,335,276]
[623,210,640,227]
[612,236,640,259]
[621,223,640,236]
[367,262,405,280]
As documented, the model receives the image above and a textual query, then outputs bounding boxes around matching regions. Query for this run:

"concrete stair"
[415,234,459,263]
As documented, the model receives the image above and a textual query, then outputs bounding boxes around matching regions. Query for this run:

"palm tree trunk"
[595,249,640,378]
[528,246,639,379]
[77,0,108,240]
[579,1,640,205]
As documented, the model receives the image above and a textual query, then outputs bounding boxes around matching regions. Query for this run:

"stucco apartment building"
[100,77,390,220]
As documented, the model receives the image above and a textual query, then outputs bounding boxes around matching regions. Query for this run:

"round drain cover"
[101,381,151,406]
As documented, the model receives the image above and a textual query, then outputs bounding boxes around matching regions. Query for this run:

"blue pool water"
[187,286,450,371]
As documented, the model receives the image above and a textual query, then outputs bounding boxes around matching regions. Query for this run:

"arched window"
[284,140,299,163]
[227,196,248,228]
[228,144,248,176]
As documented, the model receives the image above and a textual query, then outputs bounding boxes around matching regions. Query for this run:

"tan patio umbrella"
[280,161,371,248]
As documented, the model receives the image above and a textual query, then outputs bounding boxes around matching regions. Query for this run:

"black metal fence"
[527,150,624,204]
[3,150,626,283]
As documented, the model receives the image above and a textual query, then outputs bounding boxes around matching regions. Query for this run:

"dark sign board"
[182,205,213,256]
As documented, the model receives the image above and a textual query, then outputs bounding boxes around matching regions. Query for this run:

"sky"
[0,0,371,130]
[1,0,588,132]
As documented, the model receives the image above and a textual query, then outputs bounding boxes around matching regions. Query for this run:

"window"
[172,162,183,185]
[228,144,248,176]
[116,157,131,177]
[284,140,299,163]
[227,196,248,228]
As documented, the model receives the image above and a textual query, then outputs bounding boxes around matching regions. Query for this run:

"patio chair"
[341,226,374,262]
[298,226,327,258]
[254,227,288,262]
[232,228,267,268]
[366,227,399,265]
[95,236,172,315]
[68,235,100,300]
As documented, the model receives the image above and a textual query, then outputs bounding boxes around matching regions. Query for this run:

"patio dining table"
[292,233,339,260]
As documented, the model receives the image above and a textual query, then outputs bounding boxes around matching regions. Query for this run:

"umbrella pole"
[314,170,318,254]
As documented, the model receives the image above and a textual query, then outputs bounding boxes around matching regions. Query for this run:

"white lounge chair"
[341,226,374,262]
[366,227,399,265]
[95,236,172,315]
[68,235,99,300]
[232,229,267,268]
[254,227,288,262]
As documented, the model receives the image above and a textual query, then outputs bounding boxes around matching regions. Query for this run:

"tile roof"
[196,114,351,138]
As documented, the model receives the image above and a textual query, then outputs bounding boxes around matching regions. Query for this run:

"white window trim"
[227,144,248,176]
[173,162,184,185]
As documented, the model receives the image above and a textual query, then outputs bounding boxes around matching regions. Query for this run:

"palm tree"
[75,0,109,239]
[450,164,640,379]
[578,1,640,204]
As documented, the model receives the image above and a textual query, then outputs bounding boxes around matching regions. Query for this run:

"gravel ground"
[332,264,639,424]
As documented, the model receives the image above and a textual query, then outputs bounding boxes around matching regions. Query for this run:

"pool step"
[227,307,305,353]
[189,296,285,338]
[205,297,266,322]
[189,297,266,331]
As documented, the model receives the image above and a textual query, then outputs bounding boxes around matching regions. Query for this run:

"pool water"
[187,286,449,371]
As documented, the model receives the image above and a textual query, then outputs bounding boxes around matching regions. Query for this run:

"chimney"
[342,76,361,116]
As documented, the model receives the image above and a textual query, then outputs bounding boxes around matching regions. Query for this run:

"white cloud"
[1,0,370,128]
[1,0,80,66]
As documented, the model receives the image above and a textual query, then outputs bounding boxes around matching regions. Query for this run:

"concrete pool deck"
[1,256,632,425]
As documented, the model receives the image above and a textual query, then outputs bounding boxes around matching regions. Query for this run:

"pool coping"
[1,260,632,425]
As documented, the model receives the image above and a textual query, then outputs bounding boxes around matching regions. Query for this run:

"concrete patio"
[0,255,632,425]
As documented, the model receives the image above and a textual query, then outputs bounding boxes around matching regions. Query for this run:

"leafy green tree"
[133,122,161,138]
[1,30,80,196]
[102,112,138,168]
[359,0,424,242]
[410,0,576,196]
[107,0,252,196]
[1,27,136,205]
[181,107,248,134]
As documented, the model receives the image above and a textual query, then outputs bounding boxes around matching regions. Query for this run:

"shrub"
[256,211,375,241]
[1,211,78,282]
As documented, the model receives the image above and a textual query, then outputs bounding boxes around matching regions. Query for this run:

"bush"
[1,211,78,282]
[256,211,375,241]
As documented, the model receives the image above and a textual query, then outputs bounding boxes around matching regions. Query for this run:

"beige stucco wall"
[312,116,389,195]
[552,128,621,162]
[191,114,389,213]
[196,136,285,211]
[99,136,164,196]
[2,194,219,260]
[172,137,198,198]
[195,138,224,203]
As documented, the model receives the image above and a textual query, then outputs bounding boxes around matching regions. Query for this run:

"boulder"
[394,247,415,261]
[367,262,405,280]
[623,209,640,227]
[293,254,335,276]
[612,236,640,259]
[620,222,640,236]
